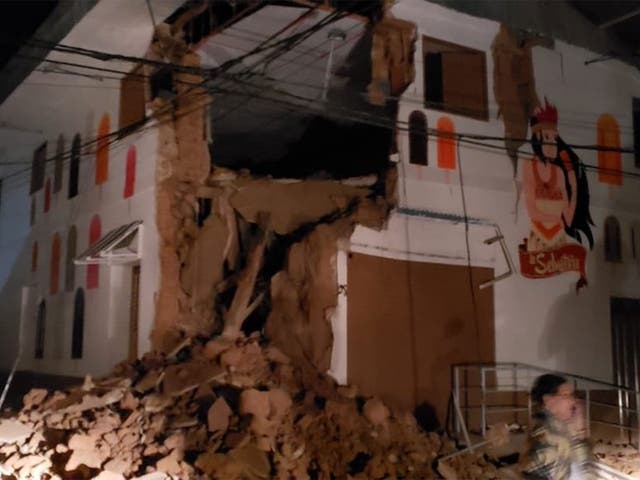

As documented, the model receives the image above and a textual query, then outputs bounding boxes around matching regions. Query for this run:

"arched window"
[69,134,81,198]
[408,111,427,166]
[35,300,46,359]
[124,146,136,198]
[44,178,51,213]
[54,134,64,193]
[96,114,110,185]
[50,233,61,295]
[597,114,622,186]
[31,241,38,272]
[72,288,85,359]
[87,215,101,289]
[605,216,622,262]
[437,116,456,170]
[66,226,77,292]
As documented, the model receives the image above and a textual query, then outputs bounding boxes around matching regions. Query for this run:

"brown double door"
[347,253,495,425]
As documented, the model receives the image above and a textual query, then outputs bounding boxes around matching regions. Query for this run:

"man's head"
[531,374,576,422]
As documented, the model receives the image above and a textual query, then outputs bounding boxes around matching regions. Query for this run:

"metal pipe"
[321,29,345,101]
[452,390,472,449]
[479,227,515,289]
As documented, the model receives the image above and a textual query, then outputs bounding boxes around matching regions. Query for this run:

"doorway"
[128,265,140,362]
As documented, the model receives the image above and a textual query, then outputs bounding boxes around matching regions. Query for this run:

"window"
[87,215,101,289]
[30,142,47,194]
[597,114,622,186]
[423,36,488,121]
[31,241,38,272]
[44,178,51,213]
[408,111,427,165]
[66,226,77,292]
[150,66,175,101]
[437,116,456,170]
[72,288,85,359]
[120,65,146,132]
[96,114,110,185]
[30,196,35,226]
[54,134,64,193]
[69,134,81,198]
[634,98,640,168]
[35,300,46,359]
[605,216,622,262]
[50,233,61,295]
[124,146,136,198]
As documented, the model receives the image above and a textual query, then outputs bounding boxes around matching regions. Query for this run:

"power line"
[145,0,157,28]
[0,4,351,185]
[7,9,638,134]
[2,4,639,189]
[5,80,640,195]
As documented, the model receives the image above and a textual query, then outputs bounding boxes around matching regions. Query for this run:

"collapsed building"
[2,0,640,478]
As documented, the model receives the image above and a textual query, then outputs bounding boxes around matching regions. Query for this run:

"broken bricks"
[0,335,508,479]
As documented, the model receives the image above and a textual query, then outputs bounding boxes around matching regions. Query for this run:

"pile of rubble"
[0,334,509,479]
[594,441,640,478]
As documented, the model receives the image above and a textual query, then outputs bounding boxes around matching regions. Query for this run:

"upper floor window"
[96,114,110,185]
[30,196,36,225]
[605,216,622,263]
[54,134,64,193]
[69,134,81,198]
[408,111,428,166]
[597,114,622,186]
[31,241,38,272]
[44,178,51,213]
[423,35,488,121]
[124,146,136,198]
[50,233,61,295]
[30,142,47,194]
[120,65,146,132]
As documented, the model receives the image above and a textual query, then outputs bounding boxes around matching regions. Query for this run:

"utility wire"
[2,4,639,187]
[0,4,351,183]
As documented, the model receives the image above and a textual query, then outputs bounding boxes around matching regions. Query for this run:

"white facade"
[332,0,640,385]
[0,0,183,377]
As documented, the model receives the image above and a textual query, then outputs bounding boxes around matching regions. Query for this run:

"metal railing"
[451,362,640,450]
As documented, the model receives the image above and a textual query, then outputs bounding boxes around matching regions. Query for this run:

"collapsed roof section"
[158,0,413,180]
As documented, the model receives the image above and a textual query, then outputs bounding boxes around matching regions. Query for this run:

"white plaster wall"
[9,128,160,378]
[0,0,184,376]
[331,0,640,385]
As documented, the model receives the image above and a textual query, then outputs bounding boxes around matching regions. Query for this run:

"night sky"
[0,0,57,70]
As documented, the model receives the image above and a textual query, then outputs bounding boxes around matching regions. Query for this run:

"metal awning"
[75,220,143,265]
